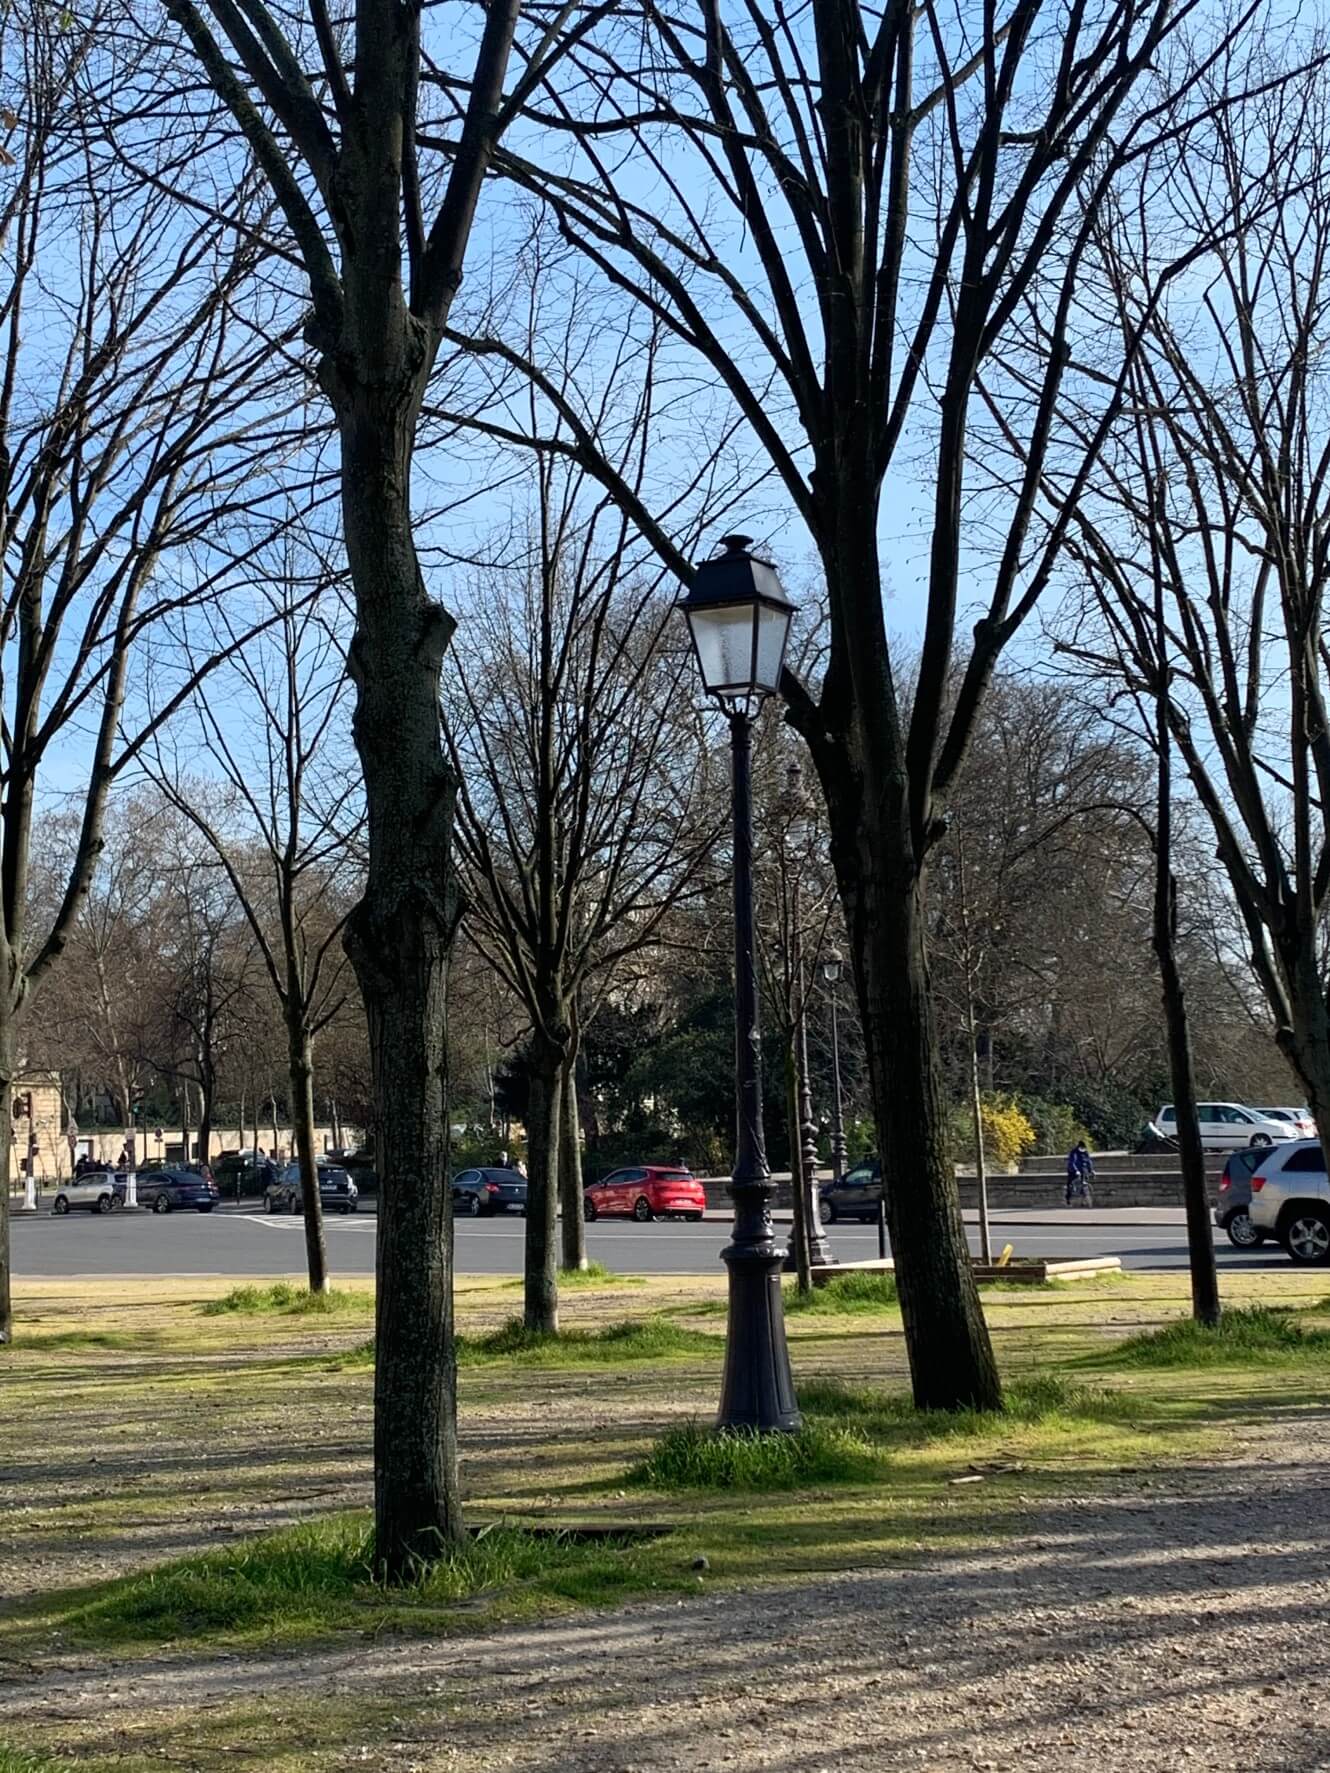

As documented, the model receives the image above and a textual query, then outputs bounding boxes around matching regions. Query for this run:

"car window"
[601,1170,624,1185]
[1197,1105,1218,1122]
[1226,1107,1254,1124]
[1283,1147,1326,1173]
[657,1170,691,1181]
[1160,1107,1176,1124]
[1231,1149,1262,1177]
[844,1166,874,1186]
[456,1171,479,1186]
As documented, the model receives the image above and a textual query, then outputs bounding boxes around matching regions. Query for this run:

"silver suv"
[1248,1140,1330,1263]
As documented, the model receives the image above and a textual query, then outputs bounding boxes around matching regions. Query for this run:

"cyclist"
[1065,1140,1094,1206]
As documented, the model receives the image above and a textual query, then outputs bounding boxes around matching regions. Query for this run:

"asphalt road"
[5,1199,1296,1279]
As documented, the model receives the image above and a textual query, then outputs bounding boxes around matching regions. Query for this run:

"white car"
[51,1172,119,1215]
[1259,1106,1317,1139]
[1151,1102,1298,1151]
[1247,1140,1330,1263]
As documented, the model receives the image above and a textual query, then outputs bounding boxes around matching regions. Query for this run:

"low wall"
[699,1169,1200,1211]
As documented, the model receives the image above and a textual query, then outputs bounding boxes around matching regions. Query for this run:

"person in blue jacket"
[1065,1140,1094,1205]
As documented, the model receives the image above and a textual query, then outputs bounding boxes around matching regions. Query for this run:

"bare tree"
[146,557,360,1291]
[1062,60,1330,1258]
[447,458,724,1325]
[0,8,295,1340]
[446,0,1266,1407]
[151,0,620,1568]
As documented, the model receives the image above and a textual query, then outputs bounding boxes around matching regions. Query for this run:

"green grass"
[344,1316,723,1371]
[201,1283,374,1318]
[796,1374,1142,1445]
[783,1270,898,1313]
[8,1329,140,1352]
[1109,1304,1330,1367]
[20,1516,687,1650]
[462,1316,721,1365]
[0,1751,74,1773]
[557,1261,644,1288]
[628,1420,886,1491]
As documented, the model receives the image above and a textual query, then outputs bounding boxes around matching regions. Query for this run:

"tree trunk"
[559,1051,587,1272]
[785,1042,811,1291]
[0,1015,14,1343]
[1154,613,1219,1326]
[337,387,465,1577]
[524,1043,562,1332]
[198,1072,213,1168]
[288,1019,329,1294]
[836,837,1001,1410]
[968,1019,992,1265]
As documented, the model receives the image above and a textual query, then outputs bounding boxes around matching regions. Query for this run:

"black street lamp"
[823,949,847,1183]
[678,534,800,1433]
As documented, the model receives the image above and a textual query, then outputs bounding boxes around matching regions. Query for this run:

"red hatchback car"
[583,1165,706,1223]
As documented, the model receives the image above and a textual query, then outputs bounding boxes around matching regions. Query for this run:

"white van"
[1152,1102,1296,1151]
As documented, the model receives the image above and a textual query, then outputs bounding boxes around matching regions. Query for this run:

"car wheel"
[460,1193,481,1217]
[52,1194,69,1215]
[687,1212,704,1222]
[632,1195,653,1223]
[153,1194,170,1214]
[1224,1210,1264,1249]
[94,1192,113,1213]
[824,1199,838,1224]
[583,1196,597,1222]
[347,1201,357,1214]
[198,1205,213,1214]
[1250,1132,1273,1147]
[265,1195,277,1214]
[1282,1207,1330,1264]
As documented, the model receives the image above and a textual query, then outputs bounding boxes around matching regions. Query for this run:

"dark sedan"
[264,1164,359,1215]
[138,1167,220,1214]
[452,1167,527,1217]
[820,1158,884,1224]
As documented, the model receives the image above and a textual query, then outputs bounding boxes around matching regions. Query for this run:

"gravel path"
[7,1412,1330,1771]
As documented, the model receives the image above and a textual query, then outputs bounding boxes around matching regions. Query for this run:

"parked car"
[452,1168,527,1217]
[582,1165,705,1222]
[264,1163,359,1215]
[820,1158,884,1224]
[1258,1107,1317,1139]
[1213,1148,1268,1248]
[51,1172,120,1215]
[1248,1140,1330,1263]
[1150,1102,1296,1151]
[138,1167,221,1214]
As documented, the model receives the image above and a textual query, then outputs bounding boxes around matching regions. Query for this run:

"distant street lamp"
[823,948,848,1183]
[678,534,800,1433]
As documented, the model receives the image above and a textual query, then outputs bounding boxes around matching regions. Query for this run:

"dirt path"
[6,1410,1330,1772]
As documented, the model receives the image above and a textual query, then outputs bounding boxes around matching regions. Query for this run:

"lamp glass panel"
[752,601,793,692]
[686,602,759,694]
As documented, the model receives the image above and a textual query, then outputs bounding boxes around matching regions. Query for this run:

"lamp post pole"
[716,709,800,1432]
[826,954,847,1183]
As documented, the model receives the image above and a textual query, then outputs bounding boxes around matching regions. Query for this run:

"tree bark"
[338,389,465,1577]
[559,1050,587,1271]
[1152,567,1219,1326]
[786,1042,811,1292]
[0,1016,14,1342]
[968,1031,992,1266]
[288,1017,329,1294]
[832,813,1000,1410]
[524,1041,562,1331]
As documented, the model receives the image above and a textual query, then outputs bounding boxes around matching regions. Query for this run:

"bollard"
[876,1196,887,1261]
[22,1173,36,1213]
[125,1167,138,1209]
